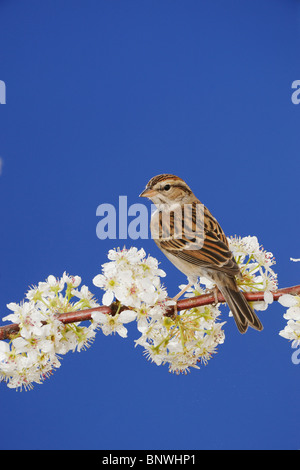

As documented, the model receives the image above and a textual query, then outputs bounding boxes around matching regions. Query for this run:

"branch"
[1,284,299,341]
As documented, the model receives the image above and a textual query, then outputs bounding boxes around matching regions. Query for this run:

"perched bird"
[140,173,263,334]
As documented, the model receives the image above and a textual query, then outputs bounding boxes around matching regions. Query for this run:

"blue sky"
[0,0,300,450]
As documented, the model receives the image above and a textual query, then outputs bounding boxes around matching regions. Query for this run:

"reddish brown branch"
[0,285,299,341]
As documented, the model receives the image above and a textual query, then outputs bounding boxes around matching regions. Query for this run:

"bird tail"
[215,275,263,334]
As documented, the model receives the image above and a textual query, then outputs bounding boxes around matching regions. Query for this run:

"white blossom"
[92,310,136,338]
[279,294,300,345]
[279,320,300,346]
[134,280,226,374]
[93,247,168,310]
[0,274,99,391]
[228,235,277,314]
[0,237,282,389]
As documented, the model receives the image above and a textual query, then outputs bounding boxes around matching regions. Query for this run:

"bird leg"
[173,282,192,302]
[207,286,220,305]
[213,286,220,305]
[171,282,192,316]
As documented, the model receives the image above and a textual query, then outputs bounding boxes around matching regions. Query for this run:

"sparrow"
[139,174,263,334]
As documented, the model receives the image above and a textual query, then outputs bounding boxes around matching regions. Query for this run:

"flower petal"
[278,294,298,308]
[102,290,114,306]
[119,310,137,323]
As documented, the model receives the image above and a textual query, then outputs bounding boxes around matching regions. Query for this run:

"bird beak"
[139,188,157,198]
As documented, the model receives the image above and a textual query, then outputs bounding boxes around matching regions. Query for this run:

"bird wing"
[157,205,240,276]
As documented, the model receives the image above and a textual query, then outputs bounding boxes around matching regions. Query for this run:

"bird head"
[139,174,195,206]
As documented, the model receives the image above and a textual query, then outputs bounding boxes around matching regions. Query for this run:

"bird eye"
[164,184,171,191]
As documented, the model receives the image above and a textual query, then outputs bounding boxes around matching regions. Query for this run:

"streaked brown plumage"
[140,174,263,334]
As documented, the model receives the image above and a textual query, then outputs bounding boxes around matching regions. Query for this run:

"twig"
[0,285,299,341]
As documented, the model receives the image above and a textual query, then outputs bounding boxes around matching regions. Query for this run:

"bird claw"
[206,286,220,305]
